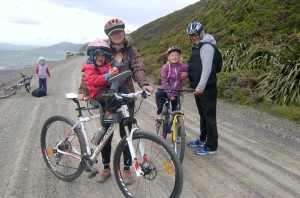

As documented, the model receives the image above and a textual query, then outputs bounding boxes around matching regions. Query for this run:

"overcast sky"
[0,0,199,46]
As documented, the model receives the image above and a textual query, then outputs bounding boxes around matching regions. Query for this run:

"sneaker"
[104,111,113,120]
[194,147,216,155]
[96,168,111,183]
[123,170,134,185]
[186,139,205,148]
[157,113,163,120]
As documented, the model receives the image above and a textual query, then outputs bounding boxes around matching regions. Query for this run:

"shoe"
[194,147,216,155]
[96,168,111,183]
[104,111,113,120]
[186,139,205,148]
[123,170,134,185]
[157,113,163,120]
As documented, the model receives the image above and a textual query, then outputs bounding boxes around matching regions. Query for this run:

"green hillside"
[130,0,300,122]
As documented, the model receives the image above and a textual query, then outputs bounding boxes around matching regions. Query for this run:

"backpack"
[31,88,47,97]
[201,42,223,73]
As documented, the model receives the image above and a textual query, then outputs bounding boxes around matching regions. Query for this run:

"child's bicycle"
[155,88,193,163]
[40,71,183,198]
[0,72,33,99]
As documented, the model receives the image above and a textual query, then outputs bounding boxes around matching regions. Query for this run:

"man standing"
[186,22,219,155]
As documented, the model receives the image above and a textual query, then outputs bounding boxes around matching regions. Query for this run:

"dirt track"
[0,56,299,198]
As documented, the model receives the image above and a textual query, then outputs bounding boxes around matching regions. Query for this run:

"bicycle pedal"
[88,169,99,179]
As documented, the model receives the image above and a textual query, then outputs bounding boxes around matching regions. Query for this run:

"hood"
[81,63,94,72]
[200,34,216,45]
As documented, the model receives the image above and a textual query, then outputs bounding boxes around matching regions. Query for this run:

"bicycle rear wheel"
[0,86,16,99]
[113,131,183,198]
[172,117,186,163]
[41,115,86,181]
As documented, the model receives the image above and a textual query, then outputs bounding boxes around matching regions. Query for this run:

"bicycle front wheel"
[41,115,86,181]
[113,131,183,198]
[173,116,186,163]
[0,86,16,99]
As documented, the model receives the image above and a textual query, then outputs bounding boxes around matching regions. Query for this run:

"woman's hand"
[143,85,154,94]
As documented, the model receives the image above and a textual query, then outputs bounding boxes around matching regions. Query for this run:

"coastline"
[0,55,85,86]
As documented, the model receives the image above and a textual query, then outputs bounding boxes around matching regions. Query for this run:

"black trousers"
[155,91,179,115]
[96,87,133,168]
[194,84,218,151]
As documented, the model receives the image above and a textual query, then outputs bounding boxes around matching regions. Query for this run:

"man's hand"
[194,88,204,95]
[179,72,188,80]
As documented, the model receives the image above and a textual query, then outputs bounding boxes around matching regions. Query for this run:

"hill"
[31,42,83,52]
[0,43,37,50]
[130,0,299,121]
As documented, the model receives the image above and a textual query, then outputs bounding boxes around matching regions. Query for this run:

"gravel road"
[0,56,299,198]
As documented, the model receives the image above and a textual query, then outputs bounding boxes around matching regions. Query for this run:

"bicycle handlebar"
[103,89,151,100]
[157,88,194,93]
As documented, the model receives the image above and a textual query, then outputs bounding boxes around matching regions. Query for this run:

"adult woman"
[79,18,153,184]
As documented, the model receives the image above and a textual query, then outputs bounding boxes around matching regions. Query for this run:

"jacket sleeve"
[129,47,150,88]
[161,65,174,98]
[36,66,39,74]
[46,67,51,78]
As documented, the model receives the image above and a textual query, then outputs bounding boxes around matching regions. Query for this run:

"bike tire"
[113,131,183,198]
[174,117,186,164]
[0,86,17,99]
[40,115,87,182]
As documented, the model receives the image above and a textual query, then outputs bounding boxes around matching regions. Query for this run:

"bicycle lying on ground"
[40,71,183,198]
[0,72,33,99]
[155,88,193,163]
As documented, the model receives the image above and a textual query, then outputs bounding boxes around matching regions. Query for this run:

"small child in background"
[155,46,188,119]
[36,56,51,93]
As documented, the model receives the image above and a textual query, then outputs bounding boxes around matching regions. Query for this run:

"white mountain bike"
[40,71,183,198]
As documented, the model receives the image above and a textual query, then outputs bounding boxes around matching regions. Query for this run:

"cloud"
[9,18,41,25]
[46,0,199,26]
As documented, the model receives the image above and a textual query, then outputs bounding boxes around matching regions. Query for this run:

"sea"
[0,50,68,71]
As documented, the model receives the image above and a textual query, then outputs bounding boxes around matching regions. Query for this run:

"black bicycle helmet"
[167,46,181,55]
[186,22,204,35]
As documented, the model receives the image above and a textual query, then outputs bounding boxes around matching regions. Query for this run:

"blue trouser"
[194,83,218,151]
[39,78,47,92]
[155,91,179,115]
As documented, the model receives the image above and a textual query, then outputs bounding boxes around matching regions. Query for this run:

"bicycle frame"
[60,92,149,177]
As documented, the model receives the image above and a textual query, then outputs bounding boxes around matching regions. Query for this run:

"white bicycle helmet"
[167,46,181,55]
[186,22,204,35]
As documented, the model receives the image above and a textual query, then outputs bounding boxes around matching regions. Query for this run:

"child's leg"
[39,78,43,89]
[155,91,168,115]
[43,78,47,92]
[171,96,179,111]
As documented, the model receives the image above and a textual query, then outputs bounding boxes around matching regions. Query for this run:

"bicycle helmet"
[86,39,112,63]
[38,56,46,61]
[104,18,125,36]
[167,46,181,55]
[186,22,204,35]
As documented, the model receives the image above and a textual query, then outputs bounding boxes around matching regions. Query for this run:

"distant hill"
[0,43,37,50]
[31,42,83,52]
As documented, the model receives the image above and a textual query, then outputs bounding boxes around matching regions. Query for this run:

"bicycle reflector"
[164,161,173,175]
